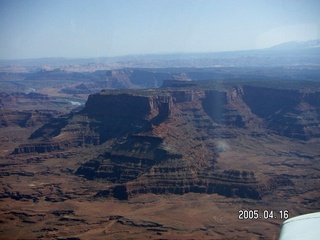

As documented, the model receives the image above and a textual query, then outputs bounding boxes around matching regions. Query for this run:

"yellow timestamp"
[238,209,289,220]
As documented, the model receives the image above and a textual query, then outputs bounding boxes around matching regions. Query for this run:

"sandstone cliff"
[242,86,320,140]
[12,81,318,200]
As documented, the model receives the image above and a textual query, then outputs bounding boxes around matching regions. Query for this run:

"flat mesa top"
[98,87,204,98]
[98,79,320,97]
[99,88,170,96]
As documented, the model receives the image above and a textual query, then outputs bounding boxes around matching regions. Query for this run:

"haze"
[0,0,319,59]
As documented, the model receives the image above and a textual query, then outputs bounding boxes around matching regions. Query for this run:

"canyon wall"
[12,82,320,200]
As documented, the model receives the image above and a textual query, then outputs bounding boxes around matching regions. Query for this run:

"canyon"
[1,79,319,239]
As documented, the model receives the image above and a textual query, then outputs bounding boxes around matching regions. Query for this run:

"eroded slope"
[1,81,320,239]
[12,83,319,201]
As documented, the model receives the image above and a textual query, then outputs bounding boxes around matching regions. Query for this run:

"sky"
[0,0,319,59]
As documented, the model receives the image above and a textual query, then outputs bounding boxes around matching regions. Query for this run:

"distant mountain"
[269,39,320,51]
[1,40,320,70]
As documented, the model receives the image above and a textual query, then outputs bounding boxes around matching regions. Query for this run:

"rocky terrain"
[1,79,319,239]
[1,41,319,239]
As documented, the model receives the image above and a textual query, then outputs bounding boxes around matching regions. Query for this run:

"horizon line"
[1,39,319,62]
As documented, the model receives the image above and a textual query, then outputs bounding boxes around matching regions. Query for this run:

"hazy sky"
[0,0,319,59]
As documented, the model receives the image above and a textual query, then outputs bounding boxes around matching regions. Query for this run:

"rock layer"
[12,81,320,200]
[242,86,320,140]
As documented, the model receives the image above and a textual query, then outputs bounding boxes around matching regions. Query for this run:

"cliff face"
[202,87,261,128]
[0,110,55,128]
[75,89,263,200]
[242,86,320,140]
[14,90,173,153]
[12,83,320,200]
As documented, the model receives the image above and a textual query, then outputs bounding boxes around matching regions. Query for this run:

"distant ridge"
[1,39,319,69]
[269,39,320,50]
